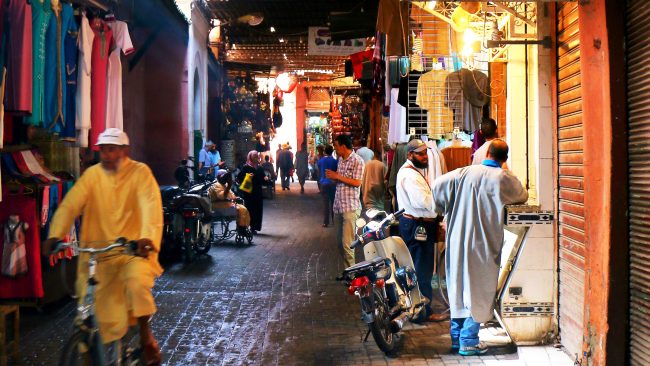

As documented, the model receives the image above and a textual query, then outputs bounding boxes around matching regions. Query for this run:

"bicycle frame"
[58,241,138,366]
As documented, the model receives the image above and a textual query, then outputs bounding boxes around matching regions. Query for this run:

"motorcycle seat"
[343,256,386,274]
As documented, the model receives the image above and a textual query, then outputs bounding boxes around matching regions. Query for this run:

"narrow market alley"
[17,181,570,366]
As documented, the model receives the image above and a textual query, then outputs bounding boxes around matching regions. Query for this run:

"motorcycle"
[338,208,428,355]
[160,178,214,263]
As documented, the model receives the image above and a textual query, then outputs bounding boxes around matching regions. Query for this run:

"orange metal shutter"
[627,1,650,364]
[556,2,585,358]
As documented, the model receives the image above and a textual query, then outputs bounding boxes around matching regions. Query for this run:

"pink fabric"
[0,192,44,298]
[41,186,50,226]
[5,0,33,113]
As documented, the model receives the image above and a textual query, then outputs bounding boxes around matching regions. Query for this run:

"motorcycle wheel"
[369,288,396,354]
[194,231,211,255]
[183,236,194,264]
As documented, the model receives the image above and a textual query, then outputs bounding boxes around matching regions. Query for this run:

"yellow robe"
[49,157,163,342]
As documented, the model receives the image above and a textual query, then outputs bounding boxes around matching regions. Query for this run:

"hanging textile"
[89,18,113,149]
[445,68,489,132]
[1,68,6,149]
[105,20,134,130]
[0,191,44,298]
[5,0,33,114]
[416,69,455,139]
[25,0,53,126]
[76,11,93,147]
[44,1,77,137]
[64,8,78,139]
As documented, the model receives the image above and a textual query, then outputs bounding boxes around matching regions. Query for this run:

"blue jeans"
[398,216,437,317]
[450,317,480,348]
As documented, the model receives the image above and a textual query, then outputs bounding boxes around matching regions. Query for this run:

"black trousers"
[398,216,438,317]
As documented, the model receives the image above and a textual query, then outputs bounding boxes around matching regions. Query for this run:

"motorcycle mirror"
[355,218,367,229]
[366,209,380,219]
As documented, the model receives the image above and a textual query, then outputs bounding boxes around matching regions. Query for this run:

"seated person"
[208,170,251,234]
[260,155,276,183]
[174,159,191,188]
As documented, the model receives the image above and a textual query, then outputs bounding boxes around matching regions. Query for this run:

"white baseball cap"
[95,128,130,146]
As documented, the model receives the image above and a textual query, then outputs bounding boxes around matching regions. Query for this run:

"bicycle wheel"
[58,330,103,366]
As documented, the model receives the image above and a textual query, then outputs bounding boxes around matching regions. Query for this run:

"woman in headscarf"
[237,150,267,233]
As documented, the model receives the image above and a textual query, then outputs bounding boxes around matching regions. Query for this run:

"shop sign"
[307,27,366,56]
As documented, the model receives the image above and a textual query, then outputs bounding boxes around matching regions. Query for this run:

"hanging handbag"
[239,173,254,194]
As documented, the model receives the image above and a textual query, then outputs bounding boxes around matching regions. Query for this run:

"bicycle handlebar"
[51,238,139,256]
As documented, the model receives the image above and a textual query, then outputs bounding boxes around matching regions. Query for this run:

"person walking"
[433,139,528,356]
[275,143,282,179]
[295,144,309,194]
[318,145,338,227]
[361,149,386,211]
[277,143,293,191]
[395,139,442,323]
[325,135,364,268]
[237,151,268,233]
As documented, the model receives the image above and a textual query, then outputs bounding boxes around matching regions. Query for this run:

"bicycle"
[53,238,146,366]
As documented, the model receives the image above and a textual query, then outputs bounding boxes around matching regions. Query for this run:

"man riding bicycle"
[43,128,163,365]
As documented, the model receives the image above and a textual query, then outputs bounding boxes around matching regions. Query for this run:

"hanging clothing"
[426,141,447,188]
[89,19,113,149]
[445,68,489,132]
[44,2,76,136]
[76,12,93,147]
[376,0,409,56]
[0,68,5,150]
[105,20,134,130]
[0,1,6,75]
[25,0,52,126]
[416,69,455,139]
[63,5,78,139]
[387,142,407,192]
[2,219,28,278]
[432,164,528,322]
[0,192,44,298]
[5,0,33,114]
[388,88,407,145]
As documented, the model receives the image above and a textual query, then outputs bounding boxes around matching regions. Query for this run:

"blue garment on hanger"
[63,4,78,139]
[44,2,76,136]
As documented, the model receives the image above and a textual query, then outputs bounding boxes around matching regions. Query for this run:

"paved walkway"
[17,181,572,365]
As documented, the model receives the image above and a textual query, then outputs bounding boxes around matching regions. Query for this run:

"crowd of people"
[40,119,526,363]
[277,118,528,357]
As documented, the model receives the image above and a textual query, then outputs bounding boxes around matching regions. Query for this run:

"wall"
[186,2,210,157]
[121,0,189,184]
[503,2,556,343]
[576,0,628,364]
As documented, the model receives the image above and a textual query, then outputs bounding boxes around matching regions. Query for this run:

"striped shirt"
[333,152,365,214]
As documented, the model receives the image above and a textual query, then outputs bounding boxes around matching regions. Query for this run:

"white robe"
[432,164,528,322]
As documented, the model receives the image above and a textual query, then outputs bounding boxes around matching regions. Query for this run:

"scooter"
[160,172,216,263]
[338,208,428,355]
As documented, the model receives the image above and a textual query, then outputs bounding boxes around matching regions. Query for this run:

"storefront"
[0,0,198,305]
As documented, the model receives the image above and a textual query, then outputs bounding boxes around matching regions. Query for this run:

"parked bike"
[338,208,428,355]
[53,238,146,366]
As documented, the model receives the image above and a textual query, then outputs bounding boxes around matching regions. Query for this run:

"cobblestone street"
[17,182,570,366]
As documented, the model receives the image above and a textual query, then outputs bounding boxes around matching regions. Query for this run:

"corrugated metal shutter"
[556,2,585,357]
[627,1,650,364]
